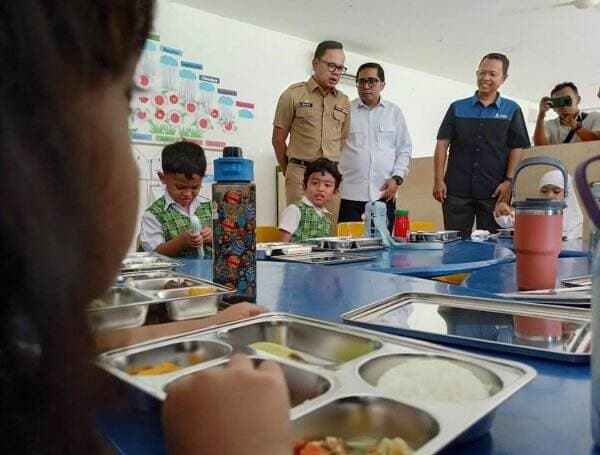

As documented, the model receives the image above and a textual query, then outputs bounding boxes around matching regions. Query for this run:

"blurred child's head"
[159,141,207,209]
[0,1,154,450]
[302,158,342,208]
[538,170,568,201]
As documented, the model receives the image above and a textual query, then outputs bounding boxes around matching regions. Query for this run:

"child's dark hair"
[303,158,342,189]
[162,141,207,179]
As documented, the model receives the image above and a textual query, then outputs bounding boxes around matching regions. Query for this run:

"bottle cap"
[222,146,243,158]
[395,209,409,216]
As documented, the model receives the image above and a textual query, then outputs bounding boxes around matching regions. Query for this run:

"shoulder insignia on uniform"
[288,82,305,89]
[334,105,349,114]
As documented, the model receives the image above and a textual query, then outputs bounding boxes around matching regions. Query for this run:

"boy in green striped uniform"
[140,141,213,257]
[278,158,342,242]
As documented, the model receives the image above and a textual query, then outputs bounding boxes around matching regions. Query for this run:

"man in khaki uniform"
[272,40,351,232]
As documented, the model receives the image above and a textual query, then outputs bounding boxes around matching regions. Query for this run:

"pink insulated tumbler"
[511,157,567,291]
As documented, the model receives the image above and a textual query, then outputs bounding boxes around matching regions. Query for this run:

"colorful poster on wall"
[129,35,256,148]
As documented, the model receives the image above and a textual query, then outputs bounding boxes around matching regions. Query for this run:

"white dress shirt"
[278,196,329,235]
[339,97,412,201]
[140,191,210,252]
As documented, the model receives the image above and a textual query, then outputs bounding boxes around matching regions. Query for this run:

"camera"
[548,96,572,108]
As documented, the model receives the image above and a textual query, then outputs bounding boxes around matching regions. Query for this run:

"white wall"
[135,0,536,232]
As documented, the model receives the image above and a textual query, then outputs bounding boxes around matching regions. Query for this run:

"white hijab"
[538,170,583,239]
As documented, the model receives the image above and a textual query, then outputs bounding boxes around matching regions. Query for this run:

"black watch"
[504,177,513,184]
[392,175,403,185]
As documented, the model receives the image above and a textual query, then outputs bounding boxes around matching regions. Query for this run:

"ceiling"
[174,0,600,108]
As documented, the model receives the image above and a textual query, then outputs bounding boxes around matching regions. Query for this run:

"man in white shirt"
[533,81,600,145]
[338,62,412,231]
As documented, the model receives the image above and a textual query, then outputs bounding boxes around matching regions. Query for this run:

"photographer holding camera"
[533,81,600,145]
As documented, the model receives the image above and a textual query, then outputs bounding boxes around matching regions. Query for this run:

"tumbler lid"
[513,197,565,213]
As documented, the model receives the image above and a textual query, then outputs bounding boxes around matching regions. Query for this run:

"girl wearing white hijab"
[494,169,583,239]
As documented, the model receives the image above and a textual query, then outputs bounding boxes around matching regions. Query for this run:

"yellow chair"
[410,220,436,232]
[256,225,280,243]
[337,221,365,237]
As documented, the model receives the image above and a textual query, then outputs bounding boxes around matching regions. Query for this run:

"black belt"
[289,157,338,167]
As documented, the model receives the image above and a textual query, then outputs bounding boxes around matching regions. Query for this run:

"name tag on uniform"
[297,101,313,108]
[334,105,349,115]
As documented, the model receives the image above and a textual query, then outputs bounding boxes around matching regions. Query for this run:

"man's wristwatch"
[392,175,403,185]
[504,177,513,184]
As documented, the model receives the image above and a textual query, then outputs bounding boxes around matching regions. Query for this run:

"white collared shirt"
[544,111,600,144]
[140,191,209,252]
[339,97,412,201]
[278,196,329,235]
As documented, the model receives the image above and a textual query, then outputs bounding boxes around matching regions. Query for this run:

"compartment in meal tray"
[168,357,332,408]
[88,287,152,331]
[309,237,353,249]
[110,339,231,376]
[411,230,459,243]
[359,354,502,402]
[129,277,206,292]
[162,287,224,321]
[292,396,439,452]
[120,253,179,271]
[116,270,181,284]
[351,237,384,248]
[218,320,382,366]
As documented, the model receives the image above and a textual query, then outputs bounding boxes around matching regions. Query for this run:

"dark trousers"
[338,198,395,233]
[442,194,499,239]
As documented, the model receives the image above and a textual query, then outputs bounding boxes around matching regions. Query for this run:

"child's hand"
[216,302,268,324]
[494,202,513,217]
[179,229,204,248]
[163,354,292,455]
[199,225,212,244]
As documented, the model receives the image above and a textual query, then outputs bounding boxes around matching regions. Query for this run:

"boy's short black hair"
[303,158,342,189]
[551,81,579,96]
[314,40,343,60]
[161,141,207,179]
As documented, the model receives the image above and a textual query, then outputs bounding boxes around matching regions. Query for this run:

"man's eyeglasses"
[320,59,347,75]
[356,78,380,88]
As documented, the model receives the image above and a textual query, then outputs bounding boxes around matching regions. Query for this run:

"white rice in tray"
[377,358,490,402]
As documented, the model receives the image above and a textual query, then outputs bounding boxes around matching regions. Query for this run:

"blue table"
[490,237,589,258]
[462,256,590,294]
[96,260,597,455]
[325,240,515,277]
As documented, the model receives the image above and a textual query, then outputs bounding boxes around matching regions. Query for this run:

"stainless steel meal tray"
[561,274,592,287]
[88,273,234,330]
[123,273,234,321]
[409,231,460,243]
[308,236,385,252]
[96,313,536,454]
[88,287,152,331]
[120,252,181,272]
[115,269,183,284]
[270,251,376,265]
[498,287,591,306]
[256,242,313,259]
[342,292,591,363]
[307,236,353,249]
[496,228,515,239]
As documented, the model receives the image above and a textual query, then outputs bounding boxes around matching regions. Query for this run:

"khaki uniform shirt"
[273,77,351,162]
